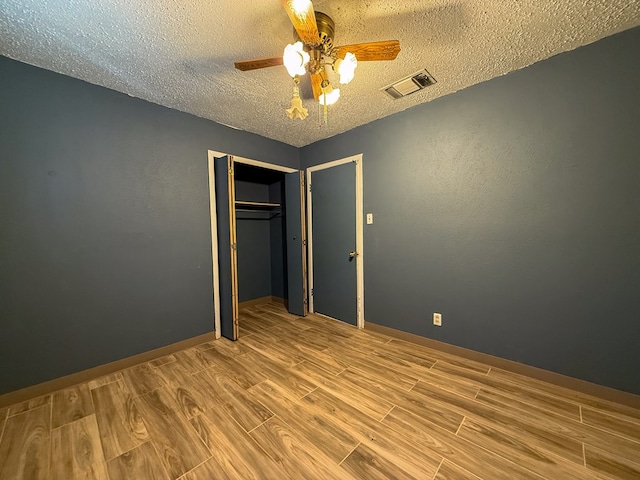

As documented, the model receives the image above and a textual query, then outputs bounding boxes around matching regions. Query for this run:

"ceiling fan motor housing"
[293,11,335,75]
[294,11,335,52]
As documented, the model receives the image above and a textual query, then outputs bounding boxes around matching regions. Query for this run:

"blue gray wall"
[301,27,640,395]
[0,56,298,394]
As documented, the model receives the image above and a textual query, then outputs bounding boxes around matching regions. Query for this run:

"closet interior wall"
[234,163,288,305]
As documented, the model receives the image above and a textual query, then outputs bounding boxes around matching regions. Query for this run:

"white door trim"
[306,154,365,328]
[207,151,222,339]
[207,150,298,338]
[233,156,297,173]
[209,151,297,173]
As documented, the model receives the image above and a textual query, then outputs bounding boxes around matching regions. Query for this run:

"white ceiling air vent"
[381,69,436,99]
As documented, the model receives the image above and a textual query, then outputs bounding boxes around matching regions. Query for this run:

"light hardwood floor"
[1,302,639,479]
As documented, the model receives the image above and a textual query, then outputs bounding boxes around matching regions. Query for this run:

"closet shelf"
[235,200,282,218]
[235,201,281,210]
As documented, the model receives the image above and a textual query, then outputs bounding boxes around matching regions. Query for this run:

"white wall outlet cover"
[433,313,442,326]
[366,213,373,224]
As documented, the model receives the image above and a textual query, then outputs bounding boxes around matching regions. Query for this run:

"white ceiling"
[1,1,639,147]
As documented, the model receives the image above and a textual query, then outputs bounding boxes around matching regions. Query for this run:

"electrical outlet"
[366,213,373,224]
[433,312,442,326]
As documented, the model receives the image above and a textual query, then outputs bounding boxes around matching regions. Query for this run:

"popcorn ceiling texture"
[1,1,639,147]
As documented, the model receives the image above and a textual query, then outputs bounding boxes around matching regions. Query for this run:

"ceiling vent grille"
[381,69,436,99]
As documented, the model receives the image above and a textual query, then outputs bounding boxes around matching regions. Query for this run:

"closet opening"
[234,163,289,310]
[210,153,308,341]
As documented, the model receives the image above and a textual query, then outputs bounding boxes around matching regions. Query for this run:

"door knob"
[349,251,359,260]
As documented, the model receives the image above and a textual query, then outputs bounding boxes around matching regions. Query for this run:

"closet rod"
[235,201,280,208]
[236,212,282,220]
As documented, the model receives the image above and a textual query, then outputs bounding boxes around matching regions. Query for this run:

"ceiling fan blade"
[234,56,283,71]
[334,40,401,61]
[310,72,323,100]
[280,0,319,45]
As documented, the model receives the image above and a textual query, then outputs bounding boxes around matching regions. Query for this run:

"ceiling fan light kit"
[291,0,313,16]
[283,41,310,77]
[318,84,340,106]
[234,1,401,124]
[334,52,357,85]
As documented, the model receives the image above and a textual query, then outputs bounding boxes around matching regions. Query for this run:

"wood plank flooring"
[1,301,639,480]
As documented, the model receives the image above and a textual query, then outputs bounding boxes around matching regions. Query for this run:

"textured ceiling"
[1,1,639,147]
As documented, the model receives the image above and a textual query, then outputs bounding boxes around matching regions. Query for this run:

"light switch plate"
[366,213,373,224]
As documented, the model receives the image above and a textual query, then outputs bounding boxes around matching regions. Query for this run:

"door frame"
[306,154,365,328]
[207,150,298,338]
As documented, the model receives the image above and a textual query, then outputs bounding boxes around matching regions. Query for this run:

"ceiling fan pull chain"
[317,98,328,127]
[323,100,328,127]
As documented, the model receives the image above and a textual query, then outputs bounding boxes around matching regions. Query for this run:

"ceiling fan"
[234,0,400,120]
